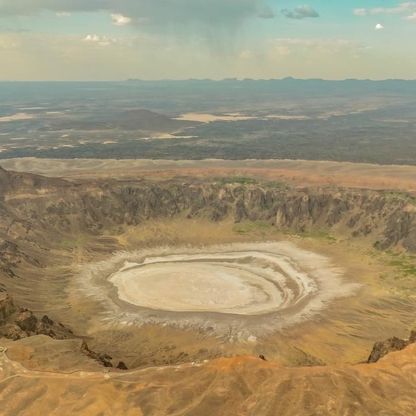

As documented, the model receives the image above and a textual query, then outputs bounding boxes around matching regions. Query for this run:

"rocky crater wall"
[0,167,415,285]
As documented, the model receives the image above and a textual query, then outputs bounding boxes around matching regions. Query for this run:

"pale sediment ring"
[77,242,357,338]
[109,251,317,315]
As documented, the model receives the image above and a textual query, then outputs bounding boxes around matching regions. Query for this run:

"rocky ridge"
[0,291,74,341]
[0,166,415,303]
[0,292,126,369]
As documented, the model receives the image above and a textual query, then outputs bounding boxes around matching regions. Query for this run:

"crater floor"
[80,242,358,337]
[112,259,285,315]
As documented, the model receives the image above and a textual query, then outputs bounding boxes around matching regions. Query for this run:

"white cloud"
[355,2,416,20]
[372,2,416,15]
[375,23,385,30]
[353,8,367,17]
[84,34,99,42]
[111,13,132,26]
[404,12,416,20]
[83,34,116,46]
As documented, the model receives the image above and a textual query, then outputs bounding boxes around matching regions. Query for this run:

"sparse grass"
[214,176,289,190]
[232,221,275,236]
[383,191,416,205]
[386,251,416,278]
[214,176,258,185]
[264,180,290,190]
[58,235,91,249]
[295,229,337,242]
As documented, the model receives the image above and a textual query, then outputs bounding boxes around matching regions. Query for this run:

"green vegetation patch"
[387,251,416,278]
[295,229,337,242]
[233,221,275,235]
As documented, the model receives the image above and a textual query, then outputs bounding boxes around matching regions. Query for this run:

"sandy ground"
[2,157,416,191]
[1,339,415,416]
[0,113,35,123]
[174,112,255,122]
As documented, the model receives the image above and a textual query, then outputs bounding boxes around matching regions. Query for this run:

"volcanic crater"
[1,164,416,414]
[1,165,415,368]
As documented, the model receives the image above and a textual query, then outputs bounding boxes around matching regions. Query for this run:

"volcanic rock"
[0,292,16,321]
[367,330,416,363]
[117,361,128,370]
[81,340,113,368]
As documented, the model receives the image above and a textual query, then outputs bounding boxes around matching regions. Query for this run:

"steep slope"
[1,172,415,254]
[0,167,415,314]
[0,343,415,416]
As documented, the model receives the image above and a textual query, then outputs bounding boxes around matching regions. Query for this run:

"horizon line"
[1,77,416,83]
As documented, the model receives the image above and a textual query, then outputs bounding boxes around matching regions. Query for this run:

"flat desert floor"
[2,157,416,191]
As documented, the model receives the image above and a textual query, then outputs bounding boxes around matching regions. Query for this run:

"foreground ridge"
[0,341,416,415]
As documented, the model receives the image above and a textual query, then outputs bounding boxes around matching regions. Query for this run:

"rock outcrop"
[81,340,113,368]
[367,330,416,363]
[0,292,15,321]
[0,292,125,369]
[0,293,74,341]
[1,170,415,258]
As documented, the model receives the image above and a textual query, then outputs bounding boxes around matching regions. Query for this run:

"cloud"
[0,0,271,28]
[83,34,116,46]
[404,12,416,20]
[282,5,319,20]
[111,13,132,26]
[354,2,416,20]
[1,31,412,81]
[84,34,100,42]
[353,8,367,17]
[0,0,106,15]
[0,0,282,54]
[270,38,365,55]
[375,23,385,30]
[56,11,71,17]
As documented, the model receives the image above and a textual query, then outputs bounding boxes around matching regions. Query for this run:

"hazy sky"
[0,1,415,80]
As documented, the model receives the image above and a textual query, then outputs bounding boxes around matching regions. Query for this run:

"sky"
[0,1,415,81]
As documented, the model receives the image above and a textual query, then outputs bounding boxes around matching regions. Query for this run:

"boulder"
[15,310,38,333]
[117,361,128,370]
